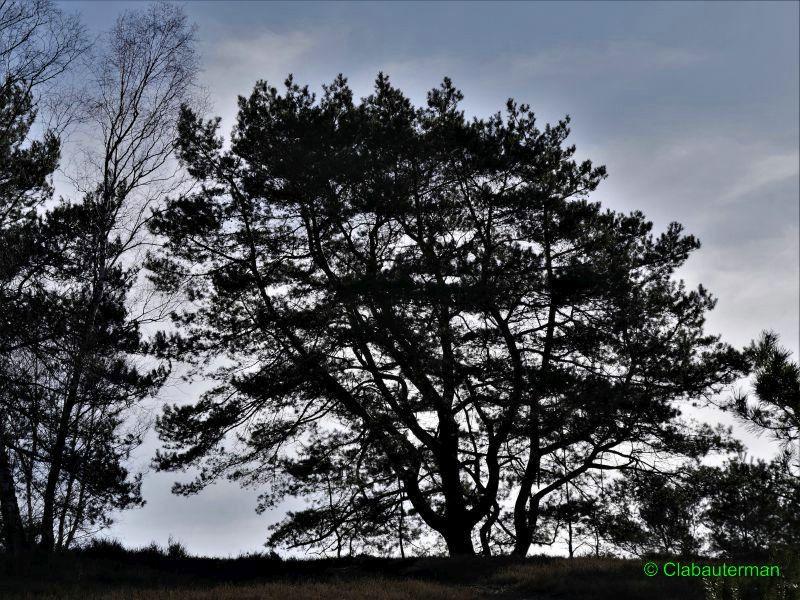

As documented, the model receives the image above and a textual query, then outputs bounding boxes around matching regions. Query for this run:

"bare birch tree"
[37,2,197,551]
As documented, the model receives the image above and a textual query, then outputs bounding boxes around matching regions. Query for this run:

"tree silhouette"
[36,1,196,551]
[0,0,79,551]
[0,1,193,554]
[0,78,60,556]
[702,456,799,558]
[148,74,745,556]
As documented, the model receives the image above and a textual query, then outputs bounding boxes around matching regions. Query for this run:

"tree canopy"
[148,74,745,556]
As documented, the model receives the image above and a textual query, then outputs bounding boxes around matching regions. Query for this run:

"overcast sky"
[60,0,799,557]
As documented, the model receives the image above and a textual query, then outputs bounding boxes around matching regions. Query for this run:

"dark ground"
[0,545,797,599]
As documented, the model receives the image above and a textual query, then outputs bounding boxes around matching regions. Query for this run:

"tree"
[0,0,88,138]
[0,0,86,94]
[264,428,427,557]
[702,456,799,558]
[30,194,168,550]
[535,468,611,558]
[586,454,799,559]
[148,74,744,556]
[596,467,707,557]
[0,0,85,358]
[0,0,85,555]
[0,1,195,554]
[35,1,196,551]
[0,83,59,351]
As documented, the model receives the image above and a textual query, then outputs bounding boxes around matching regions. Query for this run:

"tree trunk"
[397,494,405,559]
[479,501,500,556]
[443,524,475,556]
[41,225,108,551]
[0,418,28,554]
[24,397,38,534]
[56,427,81,549]
[437,409,476,557]
[64,476,87,550]
[512,495,540,556]
[38,354,82,551]
[564,448,573,558]
[512,203,557,557]
[567,518,574,558]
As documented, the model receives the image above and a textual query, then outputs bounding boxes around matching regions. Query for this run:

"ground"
[1,551,797,599]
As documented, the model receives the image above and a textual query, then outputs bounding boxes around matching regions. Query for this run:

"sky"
[59,0,799,557]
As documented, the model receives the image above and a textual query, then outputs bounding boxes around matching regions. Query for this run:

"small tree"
[264,428,425,557]
[536,468,611,558]
[702,457,800,559]
[597,467,708,557]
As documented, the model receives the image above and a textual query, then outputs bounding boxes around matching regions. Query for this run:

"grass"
[3,579,483,600]
[1,544,797,599]
[492,557,707,599]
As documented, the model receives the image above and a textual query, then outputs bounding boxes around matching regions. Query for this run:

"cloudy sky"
[61,1,799,557]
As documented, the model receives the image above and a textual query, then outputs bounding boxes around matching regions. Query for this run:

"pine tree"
[148,74,745,556]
